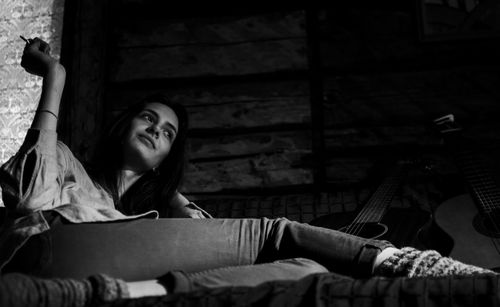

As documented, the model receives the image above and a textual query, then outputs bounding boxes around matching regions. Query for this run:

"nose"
[146,125,160,138]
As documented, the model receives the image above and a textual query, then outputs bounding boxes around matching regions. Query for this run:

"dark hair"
[88,93,189,217]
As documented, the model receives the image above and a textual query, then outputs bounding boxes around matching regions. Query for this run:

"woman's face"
[121,102,179,172]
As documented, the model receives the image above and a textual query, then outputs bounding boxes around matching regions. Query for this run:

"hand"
[170,204,206,218]
[20,37,60,77]
[168,192,210,218]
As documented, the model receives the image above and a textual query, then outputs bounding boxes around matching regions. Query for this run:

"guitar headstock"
[433,114,462,135]
[433,114,465,148]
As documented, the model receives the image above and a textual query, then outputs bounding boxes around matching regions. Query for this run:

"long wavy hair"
[88,93,189,217]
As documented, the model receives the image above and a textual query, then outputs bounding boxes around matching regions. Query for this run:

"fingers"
[191,210,206,219]
[23,38,40,55]
[22,37,51,54]
[39,40,51,54]
[184,208,205,219]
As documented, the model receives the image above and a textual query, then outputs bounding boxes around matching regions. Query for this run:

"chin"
[125,143,153,169]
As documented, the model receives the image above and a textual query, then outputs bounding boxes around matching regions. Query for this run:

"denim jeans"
[7,217,393,291]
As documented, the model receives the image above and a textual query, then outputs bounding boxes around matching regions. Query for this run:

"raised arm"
[21,37,66,131]
[0,38,66,213]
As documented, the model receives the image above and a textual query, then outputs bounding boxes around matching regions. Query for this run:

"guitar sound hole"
[339,223,388,239]
[473,211,500,238]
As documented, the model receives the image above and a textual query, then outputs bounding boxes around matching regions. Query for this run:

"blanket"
[1,272,499,307]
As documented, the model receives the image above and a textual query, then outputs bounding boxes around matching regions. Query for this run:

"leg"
[154,273,500,306]
[8,216,393,281]
[2,270,499,306]
[259,218,394,278]
[163,258,329,293]
[36,218,276,281]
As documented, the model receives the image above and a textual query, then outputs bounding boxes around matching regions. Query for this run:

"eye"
[141,113,154,122]
[162,129,173,139]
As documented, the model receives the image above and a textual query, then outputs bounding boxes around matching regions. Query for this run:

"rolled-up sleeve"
[0,129,61,214]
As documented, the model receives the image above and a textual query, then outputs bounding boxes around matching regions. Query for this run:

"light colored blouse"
[0,128,209,272]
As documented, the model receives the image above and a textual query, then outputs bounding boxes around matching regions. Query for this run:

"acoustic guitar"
[310,162,450,252]
[434,114,500,270]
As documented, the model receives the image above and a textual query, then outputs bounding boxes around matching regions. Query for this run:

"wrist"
[43,62,66,91]
[46,61,66,78]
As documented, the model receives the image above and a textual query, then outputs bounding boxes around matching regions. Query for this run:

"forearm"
[30,63,66,131]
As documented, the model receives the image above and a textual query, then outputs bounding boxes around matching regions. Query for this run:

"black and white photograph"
[1,1,500,306]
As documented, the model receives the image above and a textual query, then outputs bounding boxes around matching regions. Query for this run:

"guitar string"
[458,151,500,238]
[468,175,500,236]
[345,179,395,235]
[357,180,401,236]
[472,187,500,238]
[461,161,500,244]
[350,175,402,236]
[453,139,500,256]
[459,152,499,212]
[461,159,497,189]
[359,179,399,223]
[452,150,500,252]
[350,188,397,237]
[466,170,495,211]
[445,131,500,251]
[346,174,402,237]
[462,165,499,220]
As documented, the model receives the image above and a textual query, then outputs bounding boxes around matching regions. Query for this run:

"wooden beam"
[107,80,311,130]
[305,9,326,190]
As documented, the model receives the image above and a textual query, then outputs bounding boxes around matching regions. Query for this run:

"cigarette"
[20,36,30,43]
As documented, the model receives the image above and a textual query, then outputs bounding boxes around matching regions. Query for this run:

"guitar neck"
[455,150,500,213]
[353,169,405,224]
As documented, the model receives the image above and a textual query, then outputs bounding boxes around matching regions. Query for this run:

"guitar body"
[435,194,500,270]
[310,207,449,252]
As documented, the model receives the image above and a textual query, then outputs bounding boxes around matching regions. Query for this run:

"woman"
[0,38,207,273]
[88,92,208,218]
[0,37,494,301]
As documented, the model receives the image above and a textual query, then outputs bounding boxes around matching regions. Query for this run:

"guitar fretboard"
[455,150,500,213]
[350,169,404,225]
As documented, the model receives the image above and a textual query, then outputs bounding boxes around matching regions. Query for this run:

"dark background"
[58,1,500,222]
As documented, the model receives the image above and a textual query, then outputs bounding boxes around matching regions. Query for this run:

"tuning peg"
[433,114,462,134]
[433,114,455,125]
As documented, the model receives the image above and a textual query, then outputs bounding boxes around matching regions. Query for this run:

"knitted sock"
[0,273,129,307]
[374,247,497,278]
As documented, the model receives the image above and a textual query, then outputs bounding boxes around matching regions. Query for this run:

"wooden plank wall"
[105,6,314,194]
[319,5,500,187]
[64,3,500,205]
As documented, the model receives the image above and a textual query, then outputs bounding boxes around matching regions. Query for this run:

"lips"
[138,134,156,149]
